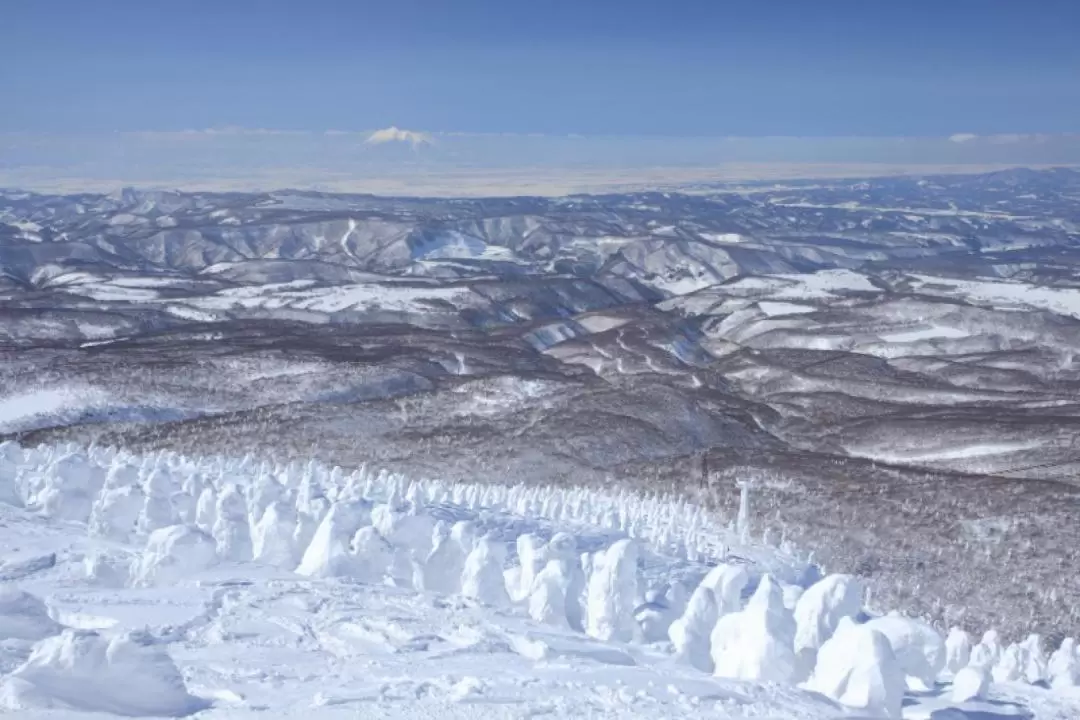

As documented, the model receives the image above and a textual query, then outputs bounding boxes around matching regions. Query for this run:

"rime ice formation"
[461,535,510,607]
[793,574,863,675]
[805,619,905,719]
[34,452,105,523]
[0,629,206,716]
[296,501,370,578]
[943,627,972,678]
[698,562,749,616]
[194,486,217,533]
[212,485,252,562]
[863,614,946,690]
[993,644,1023,684]
[349,526,393,584]
[251,500,300,568]
[515,533,547,602]
[89,484,145,542]
[129,524,218,587]
[136,467,177,536]
[528,558,573,628]
[969,629,1003,669]
[422,520,476,595]
[710,574,798,683]
[669,586,719,672]
[1048,637,1079,688]
[0,442,23,506]
[951,664,991,702]
[0,588,62,641]
[585,538,640,643]
[1019,633,1048,685]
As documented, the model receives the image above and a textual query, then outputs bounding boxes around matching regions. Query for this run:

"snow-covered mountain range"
[2,168,1080,661]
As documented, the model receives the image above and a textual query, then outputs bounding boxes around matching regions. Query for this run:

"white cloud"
[948,133,978,144]
[364,126,433,147]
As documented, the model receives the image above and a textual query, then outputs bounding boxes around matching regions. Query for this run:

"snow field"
[1,439,1079,718]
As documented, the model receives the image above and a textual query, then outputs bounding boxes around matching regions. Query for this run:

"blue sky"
[3,0,1079,137]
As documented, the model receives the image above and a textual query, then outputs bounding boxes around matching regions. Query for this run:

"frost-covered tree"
[1019,634,1048,685]
[461,536,510,607]
[212,485,252,562]
[805,619,905,719]
[350,526,393,584]
[421,520,476,595]
[969,629,1002,670]
[251,500,299,568]
[194,487,217,534]
[296,501,370,578]
[710,574,798,683]
[130,524,218,587]
[528,558,572,628]
[514,534,546,603]
[793,574,863,677]
[665,587,717,673]
[89,484,145,542]
[951,664,991,702]
[698,563,749,616]
[863,614,946,691]
[136,468,178,536]
[943,627,972,679]
[585,539,639,643]
[1048,637,1079,689]
[992,643,1023,683]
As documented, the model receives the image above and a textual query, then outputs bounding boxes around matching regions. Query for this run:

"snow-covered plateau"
[1,441,1078,719]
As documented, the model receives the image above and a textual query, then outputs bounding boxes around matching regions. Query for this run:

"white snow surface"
[0,441,1076,719]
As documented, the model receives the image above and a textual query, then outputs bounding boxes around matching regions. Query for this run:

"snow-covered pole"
[736,479,752,543]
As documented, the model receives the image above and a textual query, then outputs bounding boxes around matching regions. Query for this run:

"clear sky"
[3,0,1079,137]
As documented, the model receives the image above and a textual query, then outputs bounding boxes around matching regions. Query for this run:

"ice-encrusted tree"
[804,618,905,719]
[1019,633,1048,684]
[211,485,252,562]
[514,534,547,603]
[863,613,946,691]
[194,486,217,534]
[296,500,371,578]
[251,500,300,568]
[545,532,586,632]
[461,535,510,607]
[130,524,218,587]
[969,629,1002,669]
[698,562,749,616]
[34,452,105,523]
[669,585,720,672]
[992,644,1023,683]
[710,574,798,683]
[136,467,178,536]
[951,664,991,702]
[421,520,477,595]
[0,441,25,507]
[1048,637,1079,689]
[528,558,573,628]
[89,483,145,542]
[943,627,972,679]
[349,526,393,584]
[585,538,639,643]
[793,573,863,677]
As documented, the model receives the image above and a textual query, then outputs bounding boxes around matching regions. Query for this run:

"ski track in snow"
[0,441,1077,719]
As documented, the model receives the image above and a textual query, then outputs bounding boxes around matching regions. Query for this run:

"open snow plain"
[3,168,1080,716]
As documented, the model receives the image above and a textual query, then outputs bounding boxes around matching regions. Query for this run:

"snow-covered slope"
[1,441,1078,719]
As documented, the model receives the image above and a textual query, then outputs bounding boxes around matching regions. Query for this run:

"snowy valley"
[2,168,1080,718]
